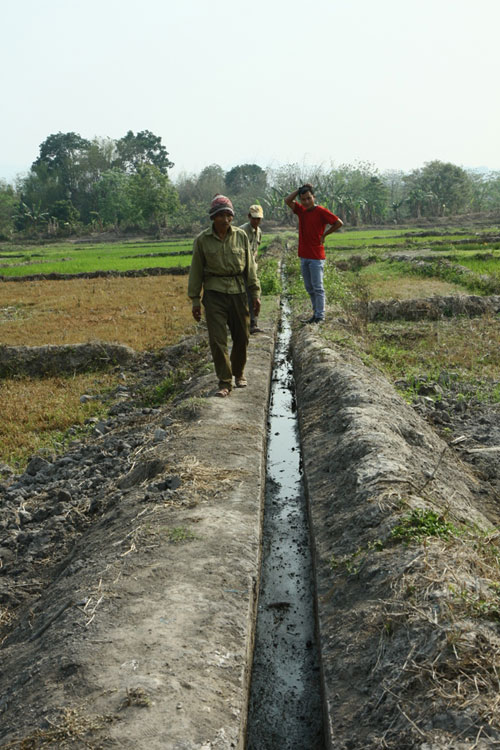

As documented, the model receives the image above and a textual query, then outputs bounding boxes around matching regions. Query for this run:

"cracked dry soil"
[1,293,500,748]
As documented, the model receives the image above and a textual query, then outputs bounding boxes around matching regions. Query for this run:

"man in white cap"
[188,194,261,397]
[239,204,264,333]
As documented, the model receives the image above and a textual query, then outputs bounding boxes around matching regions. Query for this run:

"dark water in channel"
[246,300,324,750]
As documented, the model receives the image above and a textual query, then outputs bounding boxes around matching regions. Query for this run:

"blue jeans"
[300,258,325,320]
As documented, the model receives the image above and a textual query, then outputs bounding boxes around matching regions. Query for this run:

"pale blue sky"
[1,0,499,183]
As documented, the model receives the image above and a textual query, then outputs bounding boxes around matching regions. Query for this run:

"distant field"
[0,239,194,277]
[324,226,500,254]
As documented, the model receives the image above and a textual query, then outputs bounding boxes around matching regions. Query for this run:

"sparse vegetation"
[391,508,459,543]
[168,526,197,543]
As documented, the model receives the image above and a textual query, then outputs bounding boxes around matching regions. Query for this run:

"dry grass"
[0,275,195,351]
[367,316,500,383]
[0,373,116,466]
[383,528,500,732]
[0,275,197,468]
[0,706,114,749]
[368,276,463,300]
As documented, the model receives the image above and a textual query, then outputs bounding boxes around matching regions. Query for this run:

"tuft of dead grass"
[378,528,500,733]
[0,275,195,351]
[0,706,115,749]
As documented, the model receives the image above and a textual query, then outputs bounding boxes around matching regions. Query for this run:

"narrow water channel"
[246,299,324,749]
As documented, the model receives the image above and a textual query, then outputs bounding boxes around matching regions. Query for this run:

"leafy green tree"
[114,130,173,174]
[0,181,17,238]
[174,165,227,228]
[71,137,118,223]
[404,161,472,217]
[483,172,500,211]
[405,185,436,218]
[20,161,68,215]
[89,169,133,230]
[51,199,80,231]
[225,164,267,194]
[33,131,91,174]
[383,170,407,222]
[320,163,384,225]
[15,201,49,234]
[196,164,226,203]
[127,164,179,233]
[31,131,92,202]
[469,170,500,213]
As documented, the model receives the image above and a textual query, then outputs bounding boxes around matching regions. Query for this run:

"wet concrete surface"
[247,300,324,749]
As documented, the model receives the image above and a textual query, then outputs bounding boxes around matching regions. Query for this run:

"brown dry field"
[0,276,195,467]
[368,275,465,299]
[0,275,194,350]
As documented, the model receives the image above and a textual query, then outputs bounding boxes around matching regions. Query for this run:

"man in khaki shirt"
[188,194,261,398]
[240,204,263,333]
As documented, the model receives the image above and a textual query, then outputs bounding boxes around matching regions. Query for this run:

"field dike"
[0,267,189,283]
[1,295,500,748]
[292,330,500,749]
[0,342,136,377]
[366,293,500,321]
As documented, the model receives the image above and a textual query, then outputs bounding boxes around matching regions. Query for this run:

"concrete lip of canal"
[246,299,324,749]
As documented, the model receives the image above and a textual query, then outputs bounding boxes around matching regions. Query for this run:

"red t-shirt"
[292,203,339,260]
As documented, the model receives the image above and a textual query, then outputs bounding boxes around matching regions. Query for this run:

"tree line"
[1,130,500,239]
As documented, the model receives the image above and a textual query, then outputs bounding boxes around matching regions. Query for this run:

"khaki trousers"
[202,290,250,390]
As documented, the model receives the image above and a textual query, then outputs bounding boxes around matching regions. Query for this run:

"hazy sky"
[2,0,499,184]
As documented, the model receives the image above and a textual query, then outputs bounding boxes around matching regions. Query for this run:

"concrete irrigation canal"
[246,300,324,749]
[2,276,500,748]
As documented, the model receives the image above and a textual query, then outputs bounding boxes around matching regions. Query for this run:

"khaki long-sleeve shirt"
[188,224,261,308]
[239,221,262,264]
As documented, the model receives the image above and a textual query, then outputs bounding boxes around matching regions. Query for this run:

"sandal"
[235,376,247,388]
[215,387,231,398]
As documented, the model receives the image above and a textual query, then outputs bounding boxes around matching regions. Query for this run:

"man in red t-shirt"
[285,183,343,323]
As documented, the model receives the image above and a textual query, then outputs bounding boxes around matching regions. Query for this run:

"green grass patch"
[391,508,459,543]
[168,526,197,543]
[258,256,281,295]
[324,227,482,252]
[399,258,500,295]
[0,239,194,276]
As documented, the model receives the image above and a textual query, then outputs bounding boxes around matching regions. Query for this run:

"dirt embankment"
[292,327,500,749]
[0,342,136,378]
[0,267,189,283]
